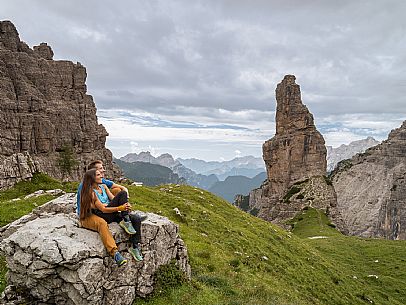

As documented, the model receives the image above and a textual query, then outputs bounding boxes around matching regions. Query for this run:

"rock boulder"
[0,194,191,304]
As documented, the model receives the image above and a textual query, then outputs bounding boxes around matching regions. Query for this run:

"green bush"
[323,176,333,186]
[57,144,79,176]
[250,208,259,216]
[0,256,6,293]
[283,186,301,203]
[154,261,187,293]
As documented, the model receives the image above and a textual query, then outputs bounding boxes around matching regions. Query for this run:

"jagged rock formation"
[326,137,379,172]
[331,121,406,240]
[0,20,119,189]
[234,75,333,226]
[234,75,339,226]
[0,194,191,304]
[263,75,327,196]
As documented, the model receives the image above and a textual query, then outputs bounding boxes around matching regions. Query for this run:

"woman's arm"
[93,193,130,213]
[103,184,115,201]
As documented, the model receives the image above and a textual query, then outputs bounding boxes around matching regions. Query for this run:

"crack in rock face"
[0,194,191,305]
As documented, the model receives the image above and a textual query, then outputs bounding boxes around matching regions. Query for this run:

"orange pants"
[80,214,118,256]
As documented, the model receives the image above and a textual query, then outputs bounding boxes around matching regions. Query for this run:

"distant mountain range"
[121,152,265,178]
[120,152,219,189]
[114,159,185,186]
[208,172,267,202]
[116,138,377,202]
[118,136,379,185]
[177,156,265,178]
[326,137,380,172]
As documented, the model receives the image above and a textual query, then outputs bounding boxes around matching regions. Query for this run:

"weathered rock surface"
[0,20,120,189]
[0,194,191,304]
[331,121,406,239]
[235,75,330,225]
[235,176,339,230]
[326,137,379,172]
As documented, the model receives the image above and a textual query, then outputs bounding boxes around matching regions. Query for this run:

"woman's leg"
[108,191,130,220]
[109,190,128,206]
[80,214,118,256]
[93,209,122,224]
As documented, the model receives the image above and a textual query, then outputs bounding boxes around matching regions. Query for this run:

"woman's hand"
[117,202,132,211]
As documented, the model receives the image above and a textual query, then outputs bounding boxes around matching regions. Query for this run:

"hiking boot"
[129,246,143,261]
[130,213,148,222]
[119,220,136,234]
[114,251,127,266]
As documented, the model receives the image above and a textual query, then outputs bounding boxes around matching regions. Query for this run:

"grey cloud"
[1,0,406,125]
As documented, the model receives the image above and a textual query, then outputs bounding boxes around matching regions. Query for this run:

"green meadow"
[0,175,405,304]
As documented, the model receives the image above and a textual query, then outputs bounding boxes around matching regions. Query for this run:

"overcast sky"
[2,0,406,160]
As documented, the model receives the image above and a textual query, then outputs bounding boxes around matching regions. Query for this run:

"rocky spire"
[275,75,315,134]
[263,75,327,197]
[235,75,335,226]
[0,20,21,51]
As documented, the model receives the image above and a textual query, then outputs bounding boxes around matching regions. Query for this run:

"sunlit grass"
[0,178,405,305]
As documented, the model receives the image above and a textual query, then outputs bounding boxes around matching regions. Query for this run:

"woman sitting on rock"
[79,168,144,266]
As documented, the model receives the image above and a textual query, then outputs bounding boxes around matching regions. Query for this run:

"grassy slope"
[1,179,405,304]
[129,186,406,305]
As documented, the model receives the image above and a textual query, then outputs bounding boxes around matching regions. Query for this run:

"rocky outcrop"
[0,20,120,189]
[331,121,406,239]
[236,75,330,225]
[0,194,191,304]
[326,137,379,172]
[235,176,337,229]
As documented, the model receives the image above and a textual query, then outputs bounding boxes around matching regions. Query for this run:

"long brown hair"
[80,169,97,220]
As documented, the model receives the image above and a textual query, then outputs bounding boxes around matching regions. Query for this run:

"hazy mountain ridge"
[178,155,265,176]
[120,152,219,189]
[326,137,380,172]
[114,158,185,186]
[208,172,267,202]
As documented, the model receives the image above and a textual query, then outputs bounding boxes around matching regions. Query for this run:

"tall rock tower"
[0,21,120,188]
[235,75,335,225]
[262,75,327,199]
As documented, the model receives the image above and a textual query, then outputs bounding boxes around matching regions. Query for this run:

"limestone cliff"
[235,75,334,226]
[331,121,406,239]
[0,20,120,188]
